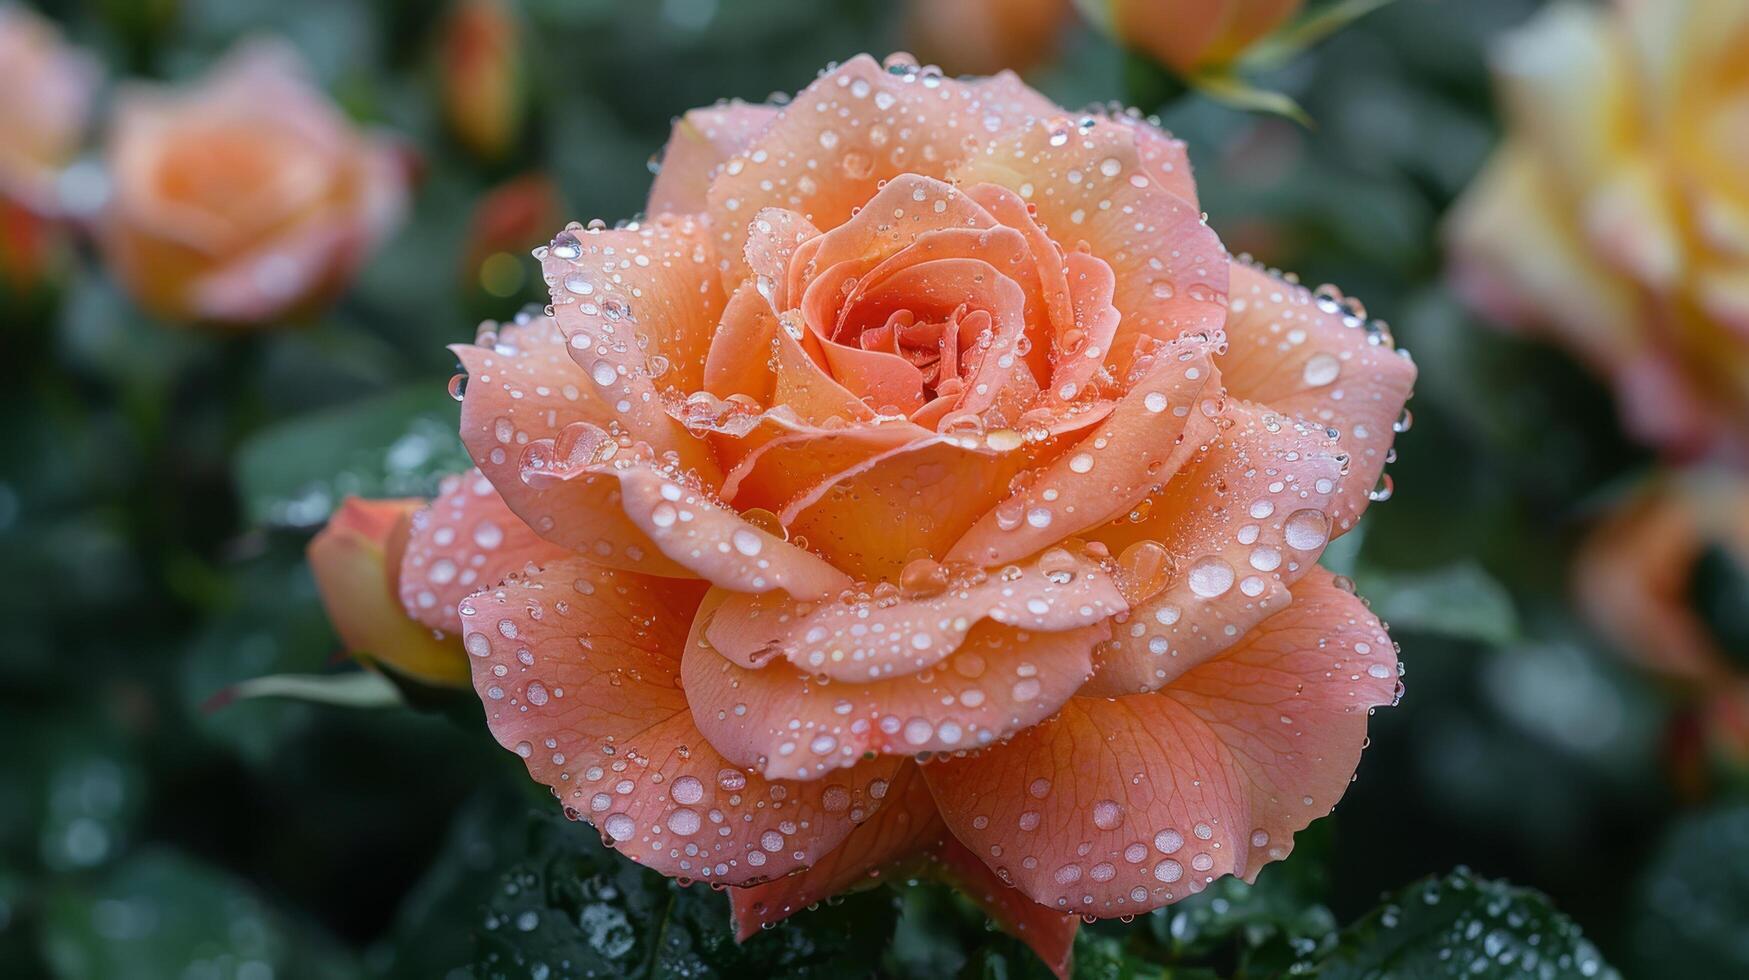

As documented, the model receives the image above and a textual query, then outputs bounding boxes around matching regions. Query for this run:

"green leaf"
[1356,562,1520,646]
[1243,0,1399,70]
[1630,804,1749,979]
[1310,868,1617,979]
[1186,70,1311,126]
[474,811,898,979]
[39,849,358,980]
[213,670,405,709]
[233,384,471,528]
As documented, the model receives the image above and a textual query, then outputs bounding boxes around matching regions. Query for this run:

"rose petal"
[781,421,1096,580]
[932,836,1079,980]
[687,588,1104,777]
[648,100,781,217]
[1098,110,1199,208]
[949,334,1218,568]
[1220,260,1416,530]
[706,56,1049,285]
[729,759,947,939]
[703,547,1124,683]
[702,281,780,403]
[727,760,1079,978]
[462,559,902,884]
[924,568,1398,917]
[953,115,1228,375]
[397,467,569,635]
[541,214,730,420]
[454,313,693,579]
[1085,399,1347,696]
[789,174,1000,307]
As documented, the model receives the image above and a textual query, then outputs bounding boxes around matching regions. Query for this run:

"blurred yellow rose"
[99,40,408,327]
[1447,0,1749,459]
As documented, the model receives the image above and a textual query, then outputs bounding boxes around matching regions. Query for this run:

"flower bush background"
[1,1,1745,978]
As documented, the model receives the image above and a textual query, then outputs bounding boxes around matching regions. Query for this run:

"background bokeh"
[3,0,1745,977]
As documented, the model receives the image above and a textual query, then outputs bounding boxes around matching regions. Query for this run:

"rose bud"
[1077,0,1304,76]
[460,172,561,305]
[438,0,525,162]
[308,497,468,688]
[98,40,408,327]
[310,470,569,689]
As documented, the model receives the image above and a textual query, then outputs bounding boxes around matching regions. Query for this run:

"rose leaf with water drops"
[1307,868,1618,979]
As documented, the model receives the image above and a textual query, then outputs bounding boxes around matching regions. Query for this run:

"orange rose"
[333,55,1412,972]
[1575,473,1749,788]
[1077,0,1304,76]
[1447,0,1749,459]
[905,0,1075,77]
[0,3,98,214]
[99,41,408,326]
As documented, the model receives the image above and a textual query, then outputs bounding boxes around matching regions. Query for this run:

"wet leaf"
[474,811,898,979]
[1629,804,1749,979]
[1356,561,1519,646]
[234,384,470,529]
[39,849,358,980]
[1310,868,1617,979]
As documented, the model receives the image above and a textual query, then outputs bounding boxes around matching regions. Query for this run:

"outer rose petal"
[953,115,1228,374]
[307,497,468,687]
[397,467,569,634]
[1219,260,1417,529]
[705,54,1050,285]
[648,100,781,217]
[541,215,730,421]
[1086,400,1346,696]
[950,335,1219,567]
[687,586,1105,778]
[461,559,902,884]
[924,568,1398,917]
[729,761,1079,978]
[454,313,691,579]
[933,837,1079,980]
[703,547,1126,682]
[729,759,947,939]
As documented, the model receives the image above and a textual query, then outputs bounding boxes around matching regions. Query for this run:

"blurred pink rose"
[98,41,408,326]
[0,3,98,214]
